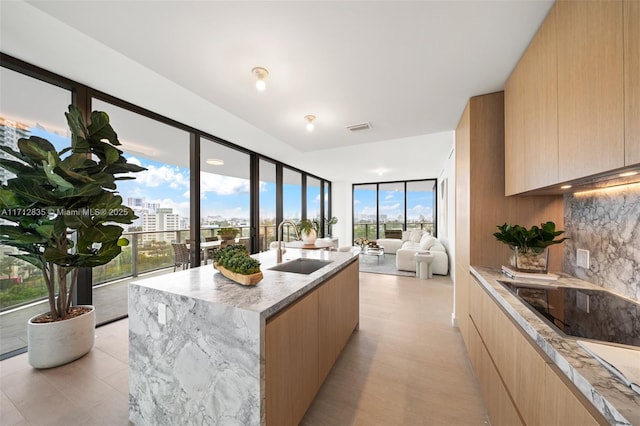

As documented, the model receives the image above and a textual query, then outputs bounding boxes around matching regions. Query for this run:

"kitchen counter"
[128,248,358,425]
[471,266,640,425]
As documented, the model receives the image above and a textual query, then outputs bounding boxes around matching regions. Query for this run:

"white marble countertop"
[471,266,640,426]
[130,248,358,319]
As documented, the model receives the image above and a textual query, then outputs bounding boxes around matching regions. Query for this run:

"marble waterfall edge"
[129,284,262,425]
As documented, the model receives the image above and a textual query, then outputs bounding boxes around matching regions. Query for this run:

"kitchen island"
[129,248,359,426]
[470,266,639,425]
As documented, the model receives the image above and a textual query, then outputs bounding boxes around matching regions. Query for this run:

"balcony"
[0,225,297,358]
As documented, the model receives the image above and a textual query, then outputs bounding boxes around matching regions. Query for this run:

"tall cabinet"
[454,92,564,345]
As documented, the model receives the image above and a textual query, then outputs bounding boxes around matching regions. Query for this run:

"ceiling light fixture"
[619,171,638,177]
[206,158,224,166]
[252,67,269,91]
[560,184,572,189]
[305,115,316,131]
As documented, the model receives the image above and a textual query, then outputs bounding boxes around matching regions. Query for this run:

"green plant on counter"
[297,219,320,235]
[214,244,261,275]
[493,221,568,254]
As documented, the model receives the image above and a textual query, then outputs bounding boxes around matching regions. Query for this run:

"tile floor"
[1,273,489,426]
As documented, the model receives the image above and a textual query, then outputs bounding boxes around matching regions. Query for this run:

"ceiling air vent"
[345,122,372,132]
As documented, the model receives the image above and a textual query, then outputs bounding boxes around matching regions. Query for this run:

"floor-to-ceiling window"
[378,182,405,237]
[0,54,333,359]
[406,180,436,234]
[282,167,302,241]
[0,67,73,356]
[200,138,250,251]
[259,159,277,251]
[353,184,377,241]
[306,176,321,223]
[91,98,191,322]
[352,179,437,242]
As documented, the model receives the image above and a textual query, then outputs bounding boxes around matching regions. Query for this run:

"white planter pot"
[301,229,317,244]
[28,305,96,369]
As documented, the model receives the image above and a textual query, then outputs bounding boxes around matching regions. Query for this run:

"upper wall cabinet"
[505,0,638,194]
[625,0,640,165]
[557,0,624,182]
[505,5,558,195]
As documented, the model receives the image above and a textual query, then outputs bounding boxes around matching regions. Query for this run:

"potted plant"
[213,244,262,286]
[326,216,338,237]
[0,105,145,368]
[493,221,568,273]
[297,219,320,244]
[217,227,239,248]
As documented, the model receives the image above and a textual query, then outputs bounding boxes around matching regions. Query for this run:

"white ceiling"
[24,0,554,154]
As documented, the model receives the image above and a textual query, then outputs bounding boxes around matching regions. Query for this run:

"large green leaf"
[11,253,46,270]
[0,158,35,176]
[0,189,23,209]
[0,145,37,166]
[17,136,57,162]
[87,111,120,146]
[5,179,57,204]
[65,105,88,141]
[0,225,48,244]
[43,157,74,191]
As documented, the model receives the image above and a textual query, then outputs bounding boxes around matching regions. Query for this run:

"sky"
[26,127,315,222]
[354,186,435,222]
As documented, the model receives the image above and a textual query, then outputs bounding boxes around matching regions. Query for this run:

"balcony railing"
[352,221,435,242]
[0,224,306,312]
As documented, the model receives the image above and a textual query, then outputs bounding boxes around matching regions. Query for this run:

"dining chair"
[172,243,190,272]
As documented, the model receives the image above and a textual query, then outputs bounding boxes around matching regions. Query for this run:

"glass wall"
[0,67,72,355]
[0,55,332,359]
[306,176,321,223]
[200,138,250,253]
[353,179,437,243]
[259,159,277,251]
[282,168,302,241]
[353,184,377,241]
[406,180,436,234]
[378,182,405,237]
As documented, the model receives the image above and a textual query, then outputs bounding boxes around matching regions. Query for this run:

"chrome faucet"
[276,220,301,263]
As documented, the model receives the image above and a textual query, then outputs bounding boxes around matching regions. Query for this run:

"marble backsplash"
[564,183,640,301]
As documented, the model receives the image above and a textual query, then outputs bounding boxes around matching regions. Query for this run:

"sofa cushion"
[402,230,411,241]
[419,235,436,250]
[409,229,423,243]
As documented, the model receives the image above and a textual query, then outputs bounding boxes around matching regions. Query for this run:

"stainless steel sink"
[268,258,333,274]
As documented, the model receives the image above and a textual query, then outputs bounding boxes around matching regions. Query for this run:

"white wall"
[437,145,456,282]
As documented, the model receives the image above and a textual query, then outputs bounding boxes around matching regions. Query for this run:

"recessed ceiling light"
[560,185,572,189]
[619,171,638,177]
[206,158,224,166]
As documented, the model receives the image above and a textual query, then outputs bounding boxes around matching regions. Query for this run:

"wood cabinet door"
[266,291,319,426]
[505,4,559,194]
[557,0,624,181]
[335,261,359,351]
[625,0,640,165]
[318,276,338,384]
[543,364,607,425]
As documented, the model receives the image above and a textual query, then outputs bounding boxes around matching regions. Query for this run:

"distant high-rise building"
[0,117,30,185]
[142,207,183,243]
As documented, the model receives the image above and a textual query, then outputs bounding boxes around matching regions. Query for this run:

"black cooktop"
[499,281,640,347]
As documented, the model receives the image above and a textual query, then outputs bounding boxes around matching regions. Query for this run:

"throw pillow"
[419,235,436,250]
[402,230,411,241]
[409,229,423,243]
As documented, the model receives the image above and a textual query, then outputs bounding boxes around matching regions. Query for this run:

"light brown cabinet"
[557,0,625,182]
[504,4,558,195]
[455,93,563,345]
[505,0,639,193]
[266,290,319,426]
[266,260,359,425]
[625,0,640,165]
[467,275,608,426]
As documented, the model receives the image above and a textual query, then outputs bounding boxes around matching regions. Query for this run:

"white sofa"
[394,230,449,275]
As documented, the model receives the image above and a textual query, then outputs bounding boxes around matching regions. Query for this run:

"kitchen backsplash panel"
[564,183,640,301]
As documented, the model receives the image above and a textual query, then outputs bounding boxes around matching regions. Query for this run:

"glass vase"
[509,246,549,273]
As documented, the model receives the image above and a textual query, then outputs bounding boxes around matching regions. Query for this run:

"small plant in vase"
[493,221,568,273]
[297,219,320,244]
